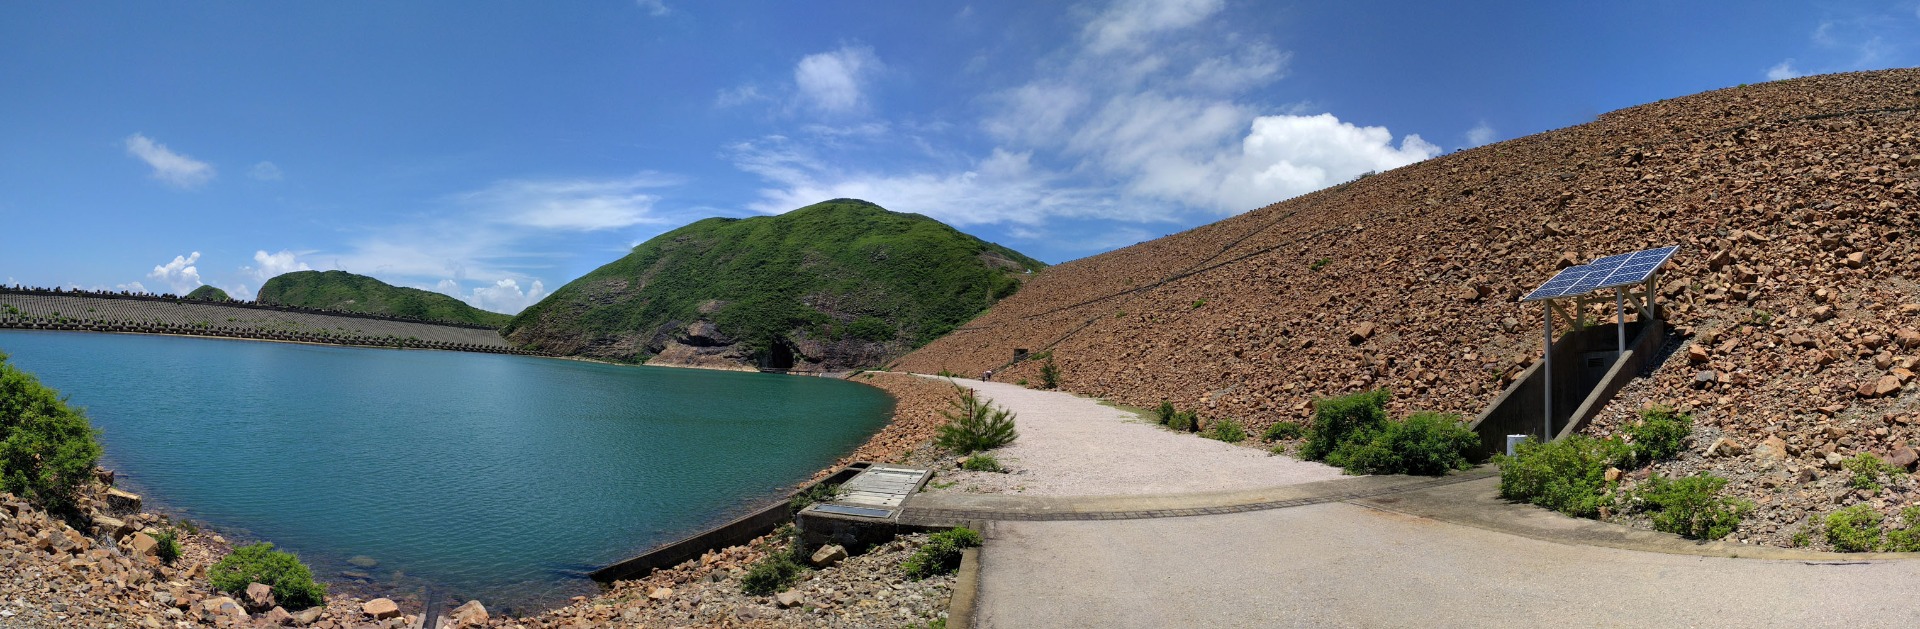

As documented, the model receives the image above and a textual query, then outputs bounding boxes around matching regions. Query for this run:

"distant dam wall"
[0,290,540,355]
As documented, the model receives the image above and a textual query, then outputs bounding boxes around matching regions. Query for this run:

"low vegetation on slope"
[896,68,1920,548]
[0,353,102,514]
[257,270,510,328]
[184,285,231,301]
[504,199,1044,370]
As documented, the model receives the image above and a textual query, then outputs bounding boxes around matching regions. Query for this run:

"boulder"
[290,606,325,626]
[93,515,131,539]
[809,544,848,568]
[1705,437,1744,457]
[245,582,276,611]
[775,591,804,608]
[263,606,294,626]
[1686,344,1709,363]
[363,598,401,620]
[128,531,159,558]
[1890,446,1919,470]
[1348,322,1377,345]
[450,600,489,628]
[648,587,674,601]
[105,488,142,513]
[1755,436,1790,461]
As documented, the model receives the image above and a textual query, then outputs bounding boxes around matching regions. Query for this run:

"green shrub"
[1327,412,1482,476]
[961,454,1004,472]
[208,543,327,609]
[1301,390,1389,461]
[0,353,103,514]
[151,528,182,566]
[1202,418,1247,443]
[1262,421,1303,441]
[1154,401,1176,425]
[741,525,806,595]
[1825,505,1885,552]
[1884,507,1920,552]
[789,482,840,512]
[1309,257,1331,271]
[1166,410,1197,432]
[902,527,983,580]
[1634,474,1750,540]
[1494,435,1629,518]
[1843,453,1903,491]
[934,389,1018,455]
[1039,359,1060,389]
[1622,405,1692,465]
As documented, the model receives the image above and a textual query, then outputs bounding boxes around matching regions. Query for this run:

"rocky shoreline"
[2,370,964,628]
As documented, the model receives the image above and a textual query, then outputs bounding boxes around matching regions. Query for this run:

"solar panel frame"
[1519,246,1678,302]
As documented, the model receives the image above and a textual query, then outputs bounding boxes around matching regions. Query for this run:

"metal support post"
[1616,289,1626,354]
[1543,303,1554,441]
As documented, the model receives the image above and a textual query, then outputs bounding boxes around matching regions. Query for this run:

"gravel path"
[922,377,1346,496]
[978,502,1920,628]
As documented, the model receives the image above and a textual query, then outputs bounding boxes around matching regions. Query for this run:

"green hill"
[257,270,511,328]
[504,199,1045,370]
[184,285,230,301]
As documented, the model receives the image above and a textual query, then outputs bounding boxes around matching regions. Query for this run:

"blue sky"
[3,1,1917,314]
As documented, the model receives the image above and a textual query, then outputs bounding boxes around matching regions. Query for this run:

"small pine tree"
[1039,358,1060,389]
[935,388,1019,454]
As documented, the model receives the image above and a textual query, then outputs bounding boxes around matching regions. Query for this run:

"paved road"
[976,501,1920,628]
[924,377,1346,496]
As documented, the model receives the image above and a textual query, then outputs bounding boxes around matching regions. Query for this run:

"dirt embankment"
[895,68,1920,547]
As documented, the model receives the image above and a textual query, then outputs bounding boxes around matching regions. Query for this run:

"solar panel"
[1520,246,1678,302]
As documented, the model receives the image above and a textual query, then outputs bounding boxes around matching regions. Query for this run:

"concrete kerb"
[946,520,989,629]
[899,469,1495,526]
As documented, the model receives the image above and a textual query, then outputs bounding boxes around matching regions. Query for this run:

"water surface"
[0,330,892,610]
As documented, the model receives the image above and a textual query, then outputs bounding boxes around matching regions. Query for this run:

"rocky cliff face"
[895,69,1920,547]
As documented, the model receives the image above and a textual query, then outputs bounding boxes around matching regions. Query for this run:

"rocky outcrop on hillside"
[895,68,1920,546]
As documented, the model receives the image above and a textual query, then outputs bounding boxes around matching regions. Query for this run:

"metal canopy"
[1521,246,1679,302]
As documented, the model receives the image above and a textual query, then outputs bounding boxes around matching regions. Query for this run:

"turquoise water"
[0,330,892,611]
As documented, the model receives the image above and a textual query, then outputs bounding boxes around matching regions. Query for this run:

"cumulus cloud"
[794,45,882,114]
[1465,121,1497,147]
[715,84,768,108]
[249,161,284,181]
[457,172,678,231]
[463,278,548,314]
[244,249,312,283]
[114,281,147,294]
[1766,59,1802,80]
[147,252,204,295]
[124,134,216,189]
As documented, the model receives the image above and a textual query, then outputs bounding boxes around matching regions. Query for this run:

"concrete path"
[922,377,1346,495]
[976,501,1920,628]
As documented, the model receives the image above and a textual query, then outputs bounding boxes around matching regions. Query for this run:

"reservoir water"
[0,330,894,610]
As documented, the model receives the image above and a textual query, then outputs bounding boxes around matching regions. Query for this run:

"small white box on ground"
[1506,434,1530,457]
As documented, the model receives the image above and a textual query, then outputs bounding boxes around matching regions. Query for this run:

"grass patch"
[209,543,327,610]
[151,528,182,566]
[1202,418,1246,443]
[1621,405,1692,466]
[1166,410,1198,432]
[1309,257,1331,271]
[961,454,1005,472]
[789,482,841,512]
[1262,421,1303,441]
[934,388,1018,455]
[902,527,982,580]
[1154,401,1176,425]
[1843,453,1904,491]
[1885,507,1920,552]
[1495,435,1629,518]
[741,525,807,595]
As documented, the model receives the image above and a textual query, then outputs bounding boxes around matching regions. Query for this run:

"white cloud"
[244,249,312,283]
[794,45,882,114]
[1766,59,1802,80]
[114,281,147,294]
[1185,44,1290,93]
[124,133,216,189]
[462,278,548,314]
[457,173,678,231]
[715,84,767,108]
[147,252,204,295]
[1465,121,1496,147]
[635,0,669,16]
[1083,0,1224,53]
[249,161,283,181]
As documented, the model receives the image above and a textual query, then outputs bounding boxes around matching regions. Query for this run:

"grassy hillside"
[184,285,230,301]
[257,270,510,328]
[896,69,1920,549]
[504,199,1044,368]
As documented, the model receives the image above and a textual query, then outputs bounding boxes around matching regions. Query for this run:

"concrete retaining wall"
[1468,318,1664,454]
[589,463,872,583]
